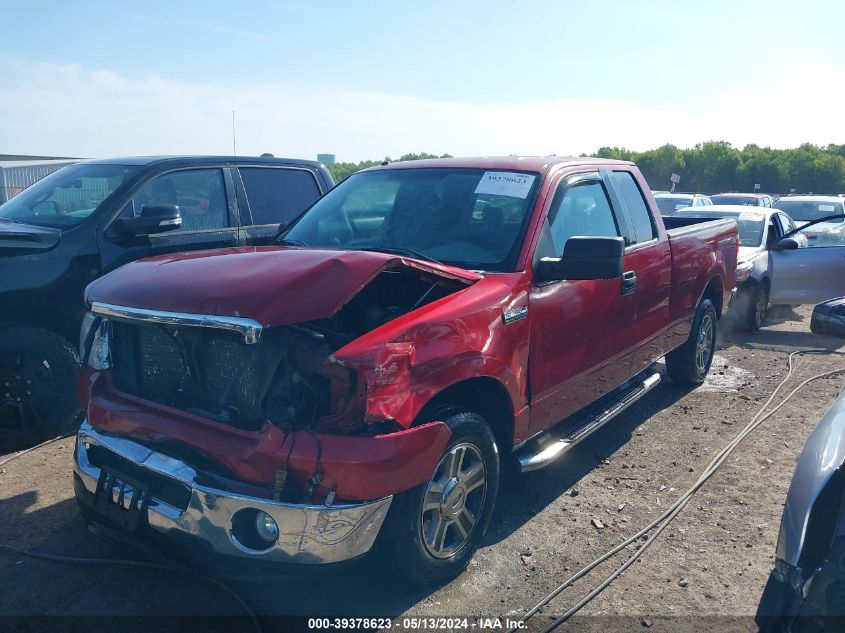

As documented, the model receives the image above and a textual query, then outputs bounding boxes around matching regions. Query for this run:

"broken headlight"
[736,261,753,283]
[79,311,111,371]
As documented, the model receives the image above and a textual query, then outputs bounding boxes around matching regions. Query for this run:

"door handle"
[621,271,637,295]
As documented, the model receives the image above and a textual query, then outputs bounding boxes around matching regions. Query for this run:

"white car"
[773,195,845,245]
[653,192,712,215]
[672,205,821,330]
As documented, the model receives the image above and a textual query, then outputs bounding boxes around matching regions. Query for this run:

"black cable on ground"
[0,543,262,633]
[510,349,845,632]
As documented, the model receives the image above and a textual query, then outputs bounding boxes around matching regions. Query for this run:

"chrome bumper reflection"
[74,420,392,564]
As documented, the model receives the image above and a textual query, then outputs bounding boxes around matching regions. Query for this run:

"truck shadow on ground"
[485,378,693,547]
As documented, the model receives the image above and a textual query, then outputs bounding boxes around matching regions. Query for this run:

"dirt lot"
[2,305,845,632]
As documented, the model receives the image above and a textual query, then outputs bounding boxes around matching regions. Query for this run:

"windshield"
[655,196,692,214]
[282,168,539,271]
[774,199,845,223]
[0,163,140,229]
[677,211,765,247]
[710,194,758,206]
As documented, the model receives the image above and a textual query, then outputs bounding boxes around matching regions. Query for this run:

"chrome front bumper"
[73,420,392,565]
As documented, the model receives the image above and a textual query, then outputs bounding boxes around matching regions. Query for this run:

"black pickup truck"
[0,155,333,444]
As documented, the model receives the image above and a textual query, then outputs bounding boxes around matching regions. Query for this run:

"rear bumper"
[74,420,392,565]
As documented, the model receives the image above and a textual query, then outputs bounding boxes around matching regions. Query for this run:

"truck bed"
[662,215,738,234]
[664,216,738,334]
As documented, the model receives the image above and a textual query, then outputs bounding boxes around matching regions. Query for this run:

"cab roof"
[362,155,634,174]
[82,155,324,168]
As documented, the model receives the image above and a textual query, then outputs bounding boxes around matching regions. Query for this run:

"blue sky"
[1,0,843,161]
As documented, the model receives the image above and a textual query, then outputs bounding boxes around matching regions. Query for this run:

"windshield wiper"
[359,246,442,265]
[277,238,308,247]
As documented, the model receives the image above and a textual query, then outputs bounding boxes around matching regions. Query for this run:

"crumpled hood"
[0,220,61,252]
[85,246,481,326]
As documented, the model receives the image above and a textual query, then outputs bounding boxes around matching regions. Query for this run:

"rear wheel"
[666,299,717,385]
[0,326,81,448]
[377,410,499,586]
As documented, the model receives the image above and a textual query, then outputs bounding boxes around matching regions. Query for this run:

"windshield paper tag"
[475,172,535,198]
[820,204,836,212]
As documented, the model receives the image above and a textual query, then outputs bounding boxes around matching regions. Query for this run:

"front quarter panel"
[331,273,531,440]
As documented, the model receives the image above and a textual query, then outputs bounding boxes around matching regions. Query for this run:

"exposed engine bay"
[108,266,467,434]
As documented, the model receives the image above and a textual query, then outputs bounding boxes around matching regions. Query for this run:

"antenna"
[232,110,237,156]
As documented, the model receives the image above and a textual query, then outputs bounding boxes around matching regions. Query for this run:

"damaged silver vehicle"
[757,386,845,631]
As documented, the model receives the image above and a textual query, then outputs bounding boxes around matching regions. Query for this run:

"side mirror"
[536,236,625,283]
[117,204,182,236]
[775,237,800,251]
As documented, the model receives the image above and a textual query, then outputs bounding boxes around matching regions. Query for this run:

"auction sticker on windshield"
[474,172,535,198]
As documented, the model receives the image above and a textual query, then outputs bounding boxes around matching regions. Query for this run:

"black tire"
[666,299,717,385]
[0,326,81,446]
[746,281,769,332]
[377,410,500,586]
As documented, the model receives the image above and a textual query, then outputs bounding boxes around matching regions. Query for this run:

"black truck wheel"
[746,281,769,332]
[378,410,499,586]
[666,299,717,385]
[0,326,81,446]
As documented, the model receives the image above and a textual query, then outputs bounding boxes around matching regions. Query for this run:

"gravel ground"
[2,305,844,633]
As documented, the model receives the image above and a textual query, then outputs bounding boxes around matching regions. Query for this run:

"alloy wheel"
[695,313,714,376]
[420,442,487,559]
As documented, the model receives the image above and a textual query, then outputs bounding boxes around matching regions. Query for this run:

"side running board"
[516,372,661,473]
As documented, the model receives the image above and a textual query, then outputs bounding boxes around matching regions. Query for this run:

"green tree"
[325,152,453,183]
[636,144,685,191]
[595,147,636,161]
[683,141,740,193]
[735,145,784,193]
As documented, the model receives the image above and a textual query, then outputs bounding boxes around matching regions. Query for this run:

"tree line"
[325,152,452,183]
[325,143,845,194]
[596,142,845,194]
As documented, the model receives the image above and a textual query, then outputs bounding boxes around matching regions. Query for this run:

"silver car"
[757,385,845,631]
[653,192,712,215]
[774,196,845,246]
[671,205,845,329]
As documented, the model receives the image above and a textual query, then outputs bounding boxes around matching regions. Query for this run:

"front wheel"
[0,326,81,448]
[377,410,499,586]
[666,299,717,385]
[746,281,769,332]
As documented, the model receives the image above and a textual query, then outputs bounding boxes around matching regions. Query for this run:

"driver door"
[527,171,637,434]
[770,214,845,304]
[98,167,239,273]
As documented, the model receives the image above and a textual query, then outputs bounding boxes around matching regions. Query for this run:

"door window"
[127,169,229,233]
[609,171,655,244]
[546,180,621,255]
[240,167,321,226]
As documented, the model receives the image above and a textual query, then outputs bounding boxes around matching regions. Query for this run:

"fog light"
[255,511,279,543]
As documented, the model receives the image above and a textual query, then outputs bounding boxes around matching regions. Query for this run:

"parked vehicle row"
[653,192,713,214]
[0,156,334,444]
[711,192,775,207]
[71,156,737,582]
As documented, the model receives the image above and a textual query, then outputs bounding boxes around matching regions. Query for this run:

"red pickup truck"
[74,157,737,584]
